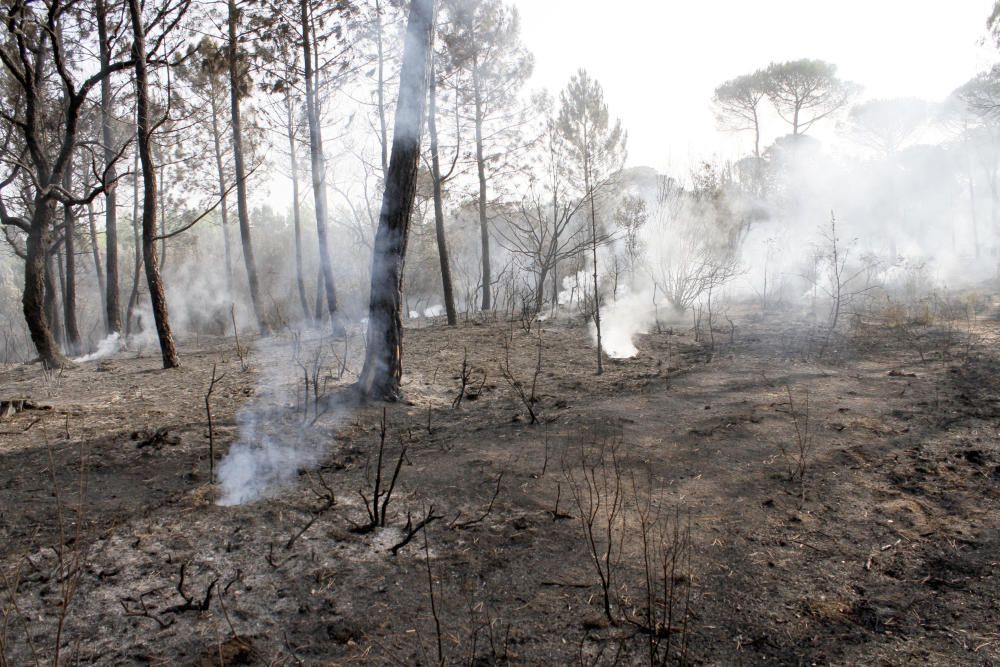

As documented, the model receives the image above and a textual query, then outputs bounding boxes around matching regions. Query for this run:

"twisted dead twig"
[161,562,218,614]
[266,543,298,570]
[119,589,174,629]
[286,494,336,550]
[390,506,442,555]
[356,409,407,532]
[205,363,225,483]
[452,471,504,529]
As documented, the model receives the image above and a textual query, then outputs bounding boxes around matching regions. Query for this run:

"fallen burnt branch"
[451,471,504,529]
[286,493,337,550]
[390,506,442,555]
[266,543,298,570]
[119,590,174,629]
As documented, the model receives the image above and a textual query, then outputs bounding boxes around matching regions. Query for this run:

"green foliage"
[713,70,768,133]
[557,69,627,191]
[763,58,860,135]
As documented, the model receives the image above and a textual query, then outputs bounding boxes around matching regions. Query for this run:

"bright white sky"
[512,0,998,174]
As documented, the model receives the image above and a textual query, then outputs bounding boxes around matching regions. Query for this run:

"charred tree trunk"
[62,164,81,355]
[96,0,121,335]
[301,0,340,333]
[428,64,457,325]
[228,0,268,336]
[357,0,434,401]
[285,91,311,321]
[125,133,143,336]
[23,198,70,368]
[86,200,108,324]
[129,0,179,369]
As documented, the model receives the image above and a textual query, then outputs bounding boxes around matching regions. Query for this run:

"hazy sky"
[512,0,997,174]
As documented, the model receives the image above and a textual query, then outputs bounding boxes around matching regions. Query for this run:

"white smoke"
[73,332,121,363]
[594,287,657,359]
[216,332,352,506]
[216,409,323,506]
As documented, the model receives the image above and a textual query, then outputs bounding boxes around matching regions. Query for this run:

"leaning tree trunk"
[427,64,457,325]
[129,0,179,369]
[228,0,268,336]
[301,0,340,333]
[97,0,122,336]
[357,0,435,401]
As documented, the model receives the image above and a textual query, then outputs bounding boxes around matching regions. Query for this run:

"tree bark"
[228,0,268,336]
[301,0,340,333]
[129,0,179,369]
[96,0,121,335]
[357,0,434,401]
[428,64,457,325]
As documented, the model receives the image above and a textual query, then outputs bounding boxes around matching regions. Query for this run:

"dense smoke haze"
[7,2,1000,664]
[2,1,999,500]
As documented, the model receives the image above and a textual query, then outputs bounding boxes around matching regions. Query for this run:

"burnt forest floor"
[1,304,1000,666]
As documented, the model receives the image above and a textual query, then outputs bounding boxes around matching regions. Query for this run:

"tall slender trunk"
[550,184,560,309]
[315,266,324,322]
[473,59,491,311]
[285,92,311,320]
[125,131,142,335]
[301,0,340,333]
[753,107,760,159]
[428,64,457,325]
[228,0,268,335]
[158,161,166,268]
[43,241,66,356]
[357,0,434,401]
[62,163,81,354]
[86,200,108,324]
[208,89,234,295]
[969,147,980,258]
[129,0,179,368]
[584,125,603,375]
[96,0,121,335]
[375,0,389,180]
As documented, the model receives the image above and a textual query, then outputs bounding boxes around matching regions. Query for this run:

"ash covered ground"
[1,308,999,665]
